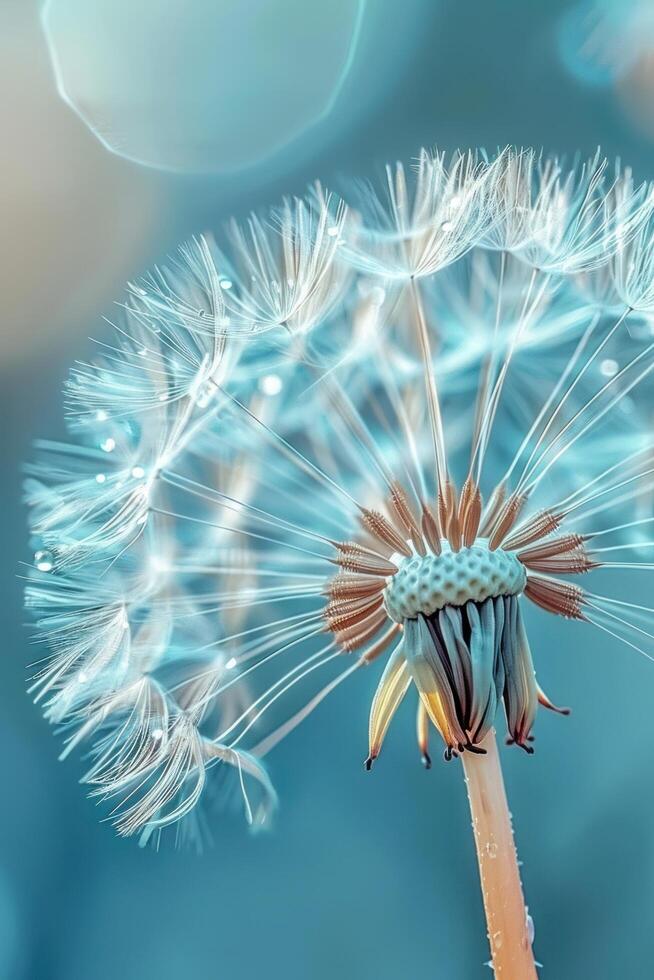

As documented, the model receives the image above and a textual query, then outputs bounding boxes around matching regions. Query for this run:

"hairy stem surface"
[462,729,538,979]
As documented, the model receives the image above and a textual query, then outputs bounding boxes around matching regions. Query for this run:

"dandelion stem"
[461,729,537,979]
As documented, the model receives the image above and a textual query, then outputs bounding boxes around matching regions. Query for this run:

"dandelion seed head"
[25,145,654,845]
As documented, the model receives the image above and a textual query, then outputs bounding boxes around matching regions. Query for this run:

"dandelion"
[26,148,654,974]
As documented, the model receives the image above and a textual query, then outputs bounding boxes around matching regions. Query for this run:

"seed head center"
[383,540,527,623]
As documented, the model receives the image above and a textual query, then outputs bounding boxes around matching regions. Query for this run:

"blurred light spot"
[558,0,654,90]
[259,373,283,396]
[42,0,367,174]
[618,48,654,140]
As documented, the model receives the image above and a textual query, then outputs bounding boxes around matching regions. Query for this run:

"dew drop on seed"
[34,550,54,572]
[526,908,535,945]
[193,383,213,408]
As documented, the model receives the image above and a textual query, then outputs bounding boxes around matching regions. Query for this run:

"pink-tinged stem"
[461,729,538,979]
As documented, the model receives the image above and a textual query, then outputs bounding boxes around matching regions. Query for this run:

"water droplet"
[327,225,339,237]
[526,908,535,945]
[138,347,148,357]
[131,465,145,479]
[158,392,169,402]
[259,373,283,396]
[78,671,88,684]
[492,931,503,950]
[95,473,106,484]
[219,278,233,290]
[34,549,54,572]
[600,357,619,377]
[441,220,454,232]
[151,727,164,741]
[484,840,498,858]
[225,656,238,669]
[101,437,116,453]
[95,409,109,422]
[193,382,214,408]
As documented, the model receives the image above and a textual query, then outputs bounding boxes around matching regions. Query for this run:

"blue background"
[2,1,654,977]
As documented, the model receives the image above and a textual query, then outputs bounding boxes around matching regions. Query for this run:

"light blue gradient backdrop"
[3,1,654,977]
